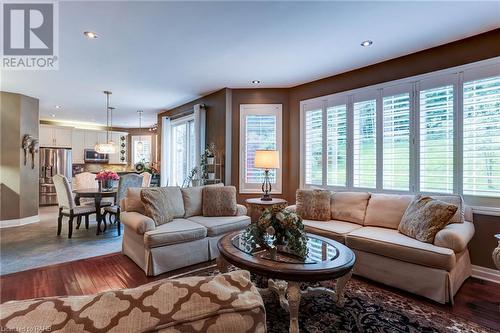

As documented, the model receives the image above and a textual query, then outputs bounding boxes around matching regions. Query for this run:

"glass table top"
[231,232,339,264]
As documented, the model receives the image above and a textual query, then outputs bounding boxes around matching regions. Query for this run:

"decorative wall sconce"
[22,134,33,166]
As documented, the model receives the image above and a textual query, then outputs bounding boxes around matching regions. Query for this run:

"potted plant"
[95,170,119,191]
[243,206,308,259]
[200,143,217,182]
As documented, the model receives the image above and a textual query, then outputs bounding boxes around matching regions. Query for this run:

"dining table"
[73,188,117,235]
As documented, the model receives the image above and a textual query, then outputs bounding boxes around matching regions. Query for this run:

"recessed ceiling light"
[360,40,373,47]
[252,80,261,84]
[54,105,61,109]
[51,114,56,118]
[84,31,98,39]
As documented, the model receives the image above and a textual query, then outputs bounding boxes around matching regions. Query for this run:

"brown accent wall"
[230,89,290,202]
[156,29,500,269]
[1,92,39,221]
[157,88,229,184]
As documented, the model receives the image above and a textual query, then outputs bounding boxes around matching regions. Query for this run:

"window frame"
[239,104,283,194]
[299,57,500,208]
[169,114,195,187]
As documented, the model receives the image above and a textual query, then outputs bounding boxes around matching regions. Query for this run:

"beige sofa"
[120,186,250,276]
[288,192,475,304]
[0,270,266,333]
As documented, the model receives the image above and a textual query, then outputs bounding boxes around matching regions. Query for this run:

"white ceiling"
[2,1,499,128]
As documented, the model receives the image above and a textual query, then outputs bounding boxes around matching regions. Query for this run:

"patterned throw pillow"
[202,186,238,217]
[140,188,174,226]
[296,189,331,221]
[398,195,458,243]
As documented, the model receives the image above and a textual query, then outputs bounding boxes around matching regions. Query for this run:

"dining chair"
[73,172,98,205]
[141,171,152,187]
[102,173,143,236]
[53,174,96,238]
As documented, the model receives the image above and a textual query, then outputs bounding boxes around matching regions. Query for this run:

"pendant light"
[136,110,144,151]
[95,91,117,154]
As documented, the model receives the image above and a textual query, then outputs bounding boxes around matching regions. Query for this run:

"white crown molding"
[0,215,40,228]
[471,265,500,284]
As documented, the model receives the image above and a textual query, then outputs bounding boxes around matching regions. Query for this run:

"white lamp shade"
[254,150,280,169]
[95,142,116,154]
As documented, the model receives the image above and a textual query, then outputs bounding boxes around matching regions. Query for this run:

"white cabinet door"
[97,131,108,144]
[39,125,54,147]
[72,130,85,163]
[54,127,72,148]
[84,131,98,149]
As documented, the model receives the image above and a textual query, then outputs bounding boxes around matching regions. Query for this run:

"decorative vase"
[101,179,113,191]
[191,179,202,187]
[207,157,215,165]
[208,173,216,180]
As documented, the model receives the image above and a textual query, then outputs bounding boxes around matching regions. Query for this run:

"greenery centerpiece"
[243,207,308,259]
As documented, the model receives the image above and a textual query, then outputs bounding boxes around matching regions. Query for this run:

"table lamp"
[254,150,280,201]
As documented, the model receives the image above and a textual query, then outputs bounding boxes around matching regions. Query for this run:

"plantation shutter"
[463,76,500,197]
[245,114,277,184]
[304,106,323,185]
[382,92,411,191]
[353,99,377,188]
[327,104,347,186]
[419,85,454,193]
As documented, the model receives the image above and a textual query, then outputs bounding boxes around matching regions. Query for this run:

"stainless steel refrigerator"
[39,148,72,206]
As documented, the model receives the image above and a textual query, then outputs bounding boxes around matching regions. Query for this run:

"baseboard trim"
[472,265,500,284]
[0,215,40,228]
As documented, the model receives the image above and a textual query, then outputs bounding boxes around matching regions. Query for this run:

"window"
[170,116,195,186]
[353,99,377,188]
[240,104,282,193]
[304,106,323,185]
[300,58,500,207]
[463,76,500,197]
[132,135,152,165]
[420,85,454,193]
[327,104,347,186]
[383,92,410,191]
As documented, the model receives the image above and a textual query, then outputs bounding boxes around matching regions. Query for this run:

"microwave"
[84,149,109,163]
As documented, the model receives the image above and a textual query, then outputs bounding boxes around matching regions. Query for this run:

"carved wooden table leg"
[287,282,301,333]
[335,270,352,306]
[217,256,229,273]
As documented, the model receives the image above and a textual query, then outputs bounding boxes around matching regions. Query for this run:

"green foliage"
[243,207,309,259]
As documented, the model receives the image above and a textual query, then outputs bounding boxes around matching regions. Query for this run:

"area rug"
[177,264,493,333]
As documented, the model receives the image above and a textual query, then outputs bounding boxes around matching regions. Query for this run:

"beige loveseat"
[0,270,266,333]
[120,185,250,276]
[288,192,475,304]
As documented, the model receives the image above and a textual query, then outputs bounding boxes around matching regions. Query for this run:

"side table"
[245,197,288,223]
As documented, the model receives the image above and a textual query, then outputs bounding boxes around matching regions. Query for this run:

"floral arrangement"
[95,170,119,181]
[243,207,309,259]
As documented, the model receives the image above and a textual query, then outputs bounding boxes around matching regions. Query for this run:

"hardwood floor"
[1,253,499,331]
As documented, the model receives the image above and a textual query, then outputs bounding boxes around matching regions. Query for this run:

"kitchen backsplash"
[73,163,135,175]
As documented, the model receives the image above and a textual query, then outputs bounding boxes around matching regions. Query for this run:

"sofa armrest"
[120,211,156,234]
[434,221,475,253]
[286,205,297,212]
[236,204,247,216]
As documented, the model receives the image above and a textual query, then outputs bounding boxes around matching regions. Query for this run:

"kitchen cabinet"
[39,124,128,164]
[72,129,85,163]
[84,131,99,149]
[39,125,72,148]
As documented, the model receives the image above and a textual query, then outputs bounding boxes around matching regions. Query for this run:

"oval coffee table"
[217,231,356,333]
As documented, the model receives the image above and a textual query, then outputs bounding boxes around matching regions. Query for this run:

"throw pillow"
[181,183,223,218]
[430,195,464,224]
[398,195,458,243]
[140,188,174,226]
[125,187,146,214]
[202,186,238,217]
[296,189,331,221]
